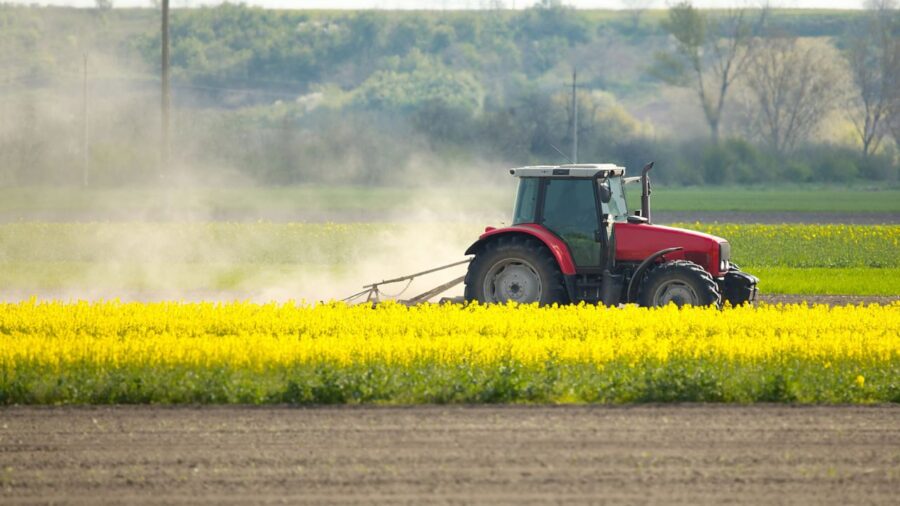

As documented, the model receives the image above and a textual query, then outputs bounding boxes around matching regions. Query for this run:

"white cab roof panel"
[509,163,626,178]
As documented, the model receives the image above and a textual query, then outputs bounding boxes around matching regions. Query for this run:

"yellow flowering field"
[2,300,898,404]
[679,223,900,267]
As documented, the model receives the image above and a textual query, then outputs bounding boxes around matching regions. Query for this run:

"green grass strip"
[748,267,900,296]
[1,263,897,297]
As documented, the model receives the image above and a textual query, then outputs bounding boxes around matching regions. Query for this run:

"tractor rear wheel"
[637,260,721,308]
[464,236,568,306]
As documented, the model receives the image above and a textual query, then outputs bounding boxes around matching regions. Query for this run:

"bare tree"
[744,37,845,154]
[654,2,768,143]
[890,106,900,148]
[845,0,899,157]
[622,0,656,32]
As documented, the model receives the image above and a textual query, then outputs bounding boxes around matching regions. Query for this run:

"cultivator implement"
[342,259,472,305]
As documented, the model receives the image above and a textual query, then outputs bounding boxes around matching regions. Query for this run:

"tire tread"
[637,260,721,308]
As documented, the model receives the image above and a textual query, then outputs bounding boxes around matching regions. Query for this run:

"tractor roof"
[509,164,625,178]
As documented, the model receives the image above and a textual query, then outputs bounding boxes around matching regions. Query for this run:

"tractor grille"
[719,241,731,264]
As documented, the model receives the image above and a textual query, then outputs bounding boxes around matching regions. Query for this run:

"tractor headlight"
[718,242,731,272]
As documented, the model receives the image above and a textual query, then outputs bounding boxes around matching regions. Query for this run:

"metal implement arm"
[343,258,472,305]
[363,259,472,288]
[403,275,467,305]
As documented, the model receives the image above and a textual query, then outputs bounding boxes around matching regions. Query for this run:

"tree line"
[656,1,898,158]
[0,1,897,186]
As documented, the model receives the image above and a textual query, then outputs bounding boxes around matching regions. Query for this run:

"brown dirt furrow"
[757,294,899,306]
[1,405,898,505]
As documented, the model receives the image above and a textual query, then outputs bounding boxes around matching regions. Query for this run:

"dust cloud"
[0,169,516,304]
[0,6,526,304]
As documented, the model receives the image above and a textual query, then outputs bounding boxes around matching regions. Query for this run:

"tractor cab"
[510,164,628,270]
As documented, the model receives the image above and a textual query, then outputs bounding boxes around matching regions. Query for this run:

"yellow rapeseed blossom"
[1,300,898,373]
[675,223,900,267]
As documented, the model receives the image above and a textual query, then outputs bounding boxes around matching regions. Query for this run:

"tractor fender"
[625,246,684,303]
[464,224,577,275]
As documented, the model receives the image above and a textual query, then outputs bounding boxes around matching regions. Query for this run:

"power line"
[82,53,89,188]
[161,0,171,174]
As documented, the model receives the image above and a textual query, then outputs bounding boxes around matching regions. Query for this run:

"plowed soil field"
[1,405,898,505]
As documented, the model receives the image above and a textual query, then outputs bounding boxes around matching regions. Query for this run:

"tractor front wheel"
[465,236,568,306]
[637,260,721,308]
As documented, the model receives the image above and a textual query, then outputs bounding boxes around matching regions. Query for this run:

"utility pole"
[161,0,171,176]
[82,53,89,188]
[571,68,578,164]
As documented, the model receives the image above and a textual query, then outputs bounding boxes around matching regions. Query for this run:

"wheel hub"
[654,281,699,307]
[484,259,542,303]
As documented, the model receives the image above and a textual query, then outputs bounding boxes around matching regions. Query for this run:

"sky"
[0,1,867,10]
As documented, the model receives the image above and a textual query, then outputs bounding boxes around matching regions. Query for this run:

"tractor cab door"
[540,178,605,269]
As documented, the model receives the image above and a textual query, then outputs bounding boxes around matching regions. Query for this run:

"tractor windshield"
[603,177,629,222]
[512,178,540,224]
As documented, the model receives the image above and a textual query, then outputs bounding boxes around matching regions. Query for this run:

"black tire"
[637,260,721,308]
[464,235,568,306]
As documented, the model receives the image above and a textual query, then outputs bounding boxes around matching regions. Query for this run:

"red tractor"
[462,163,758,307]
[346,162,757,307]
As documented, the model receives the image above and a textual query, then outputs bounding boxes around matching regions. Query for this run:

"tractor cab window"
[541,178,601,267]
[512,178,539,224]
[603,177,629,222]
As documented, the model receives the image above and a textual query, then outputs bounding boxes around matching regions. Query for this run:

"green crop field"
[0,222,897,297]
[2,223,896,267]
[623,186,900,213]
[2,186,899,220]
[750,267,900,296]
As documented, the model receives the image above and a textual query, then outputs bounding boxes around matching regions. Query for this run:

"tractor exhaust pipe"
[640,162,654,224]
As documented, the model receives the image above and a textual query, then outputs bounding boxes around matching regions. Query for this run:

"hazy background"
[1,0,897,301]
[2,0,898,192]
[0,2,871,10]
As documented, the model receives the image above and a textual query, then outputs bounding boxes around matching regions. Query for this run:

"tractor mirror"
[598,181,612,204]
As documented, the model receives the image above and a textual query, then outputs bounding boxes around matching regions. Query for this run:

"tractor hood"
[615,222,728,277]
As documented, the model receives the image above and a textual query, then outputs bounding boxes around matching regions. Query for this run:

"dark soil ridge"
[756,294,899,305]
[1,405,897,505]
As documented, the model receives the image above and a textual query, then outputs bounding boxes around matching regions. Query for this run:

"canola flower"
[674,223,900,268]
[1,300,898,404]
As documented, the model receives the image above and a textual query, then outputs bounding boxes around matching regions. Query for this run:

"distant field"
[0,223,897,297]
[3,263,894,297]
[0,186,505,216]
[751,267,900,296]
[2,186,899,220]
[624,186,900,213]
[3,223,897,267]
